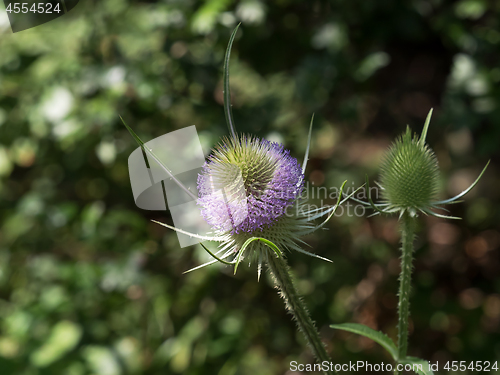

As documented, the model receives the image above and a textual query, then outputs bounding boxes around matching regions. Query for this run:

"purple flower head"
[147,26,353,278]
[197,135,304,234]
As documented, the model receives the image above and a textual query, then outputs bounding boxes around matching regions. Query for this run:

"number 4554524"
[6,2,62,14]
[444,361,499,372]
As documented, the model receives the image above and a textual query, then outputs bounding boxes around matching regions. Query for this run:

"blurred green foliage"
[0,0,499,374]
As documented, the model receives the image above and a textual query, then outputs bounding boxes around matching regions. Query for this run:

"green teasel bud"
[380,126,439,215]
[358,108,490,220]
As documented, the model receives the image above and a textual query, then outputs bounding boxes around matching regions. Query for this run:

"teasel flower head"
[121,26,348,368]
[197,135,304,234]
[355,109,489,219]
[379,126,440,215]
[146,25,358,279]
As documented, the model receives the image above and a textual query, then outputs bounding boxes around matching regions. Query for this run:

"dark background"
[0,0,498,374]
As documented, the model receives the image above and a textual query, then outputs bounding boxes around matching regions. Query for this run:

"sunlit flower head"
[144,25,354,278]
[178,123,348,278]
[197,135,304,234]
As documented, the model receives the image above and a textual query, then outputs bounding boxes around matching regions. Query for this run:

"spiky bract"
[380,127,439,214]
[197,135,304,234]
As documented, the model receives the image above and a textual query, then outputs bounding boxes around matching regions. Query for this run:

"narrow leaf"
[433,160,490,205]
[419,108,433,146]
[422,208,461,221]
[183,251,234,274]
[120,115,146,148]
[330,323,398,360]
[400,356,435,375]
[299,181,368,235]
[120,116,197,200]
[258,238,283,258]
[200,243,235,265]
[301,180,347,223]
[366,175,386,214]
[302,114,314,174]
[234,237,283,275]
[151,220,224,241]
[223,24,241,141]
[287,243,333,263]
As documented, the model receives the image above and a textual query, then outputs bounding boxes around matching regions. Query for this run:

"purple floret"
[197,137,304,234]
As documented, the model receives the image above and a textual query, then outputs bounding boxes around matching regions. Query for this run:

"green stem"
[267,254,336,375]
[396,213,415,373]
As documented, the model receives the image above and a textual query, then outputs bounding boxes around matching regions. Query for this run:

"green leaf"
[419,108,433,146]
[330,323,398,360]
[234,237,283,275]
[302,113,314,174]
[400,356,435,375]
[365,175,385,214]
[433,159,490,205]
[223,24,240,140]
[200,243,234,265]
[330,324,435,375]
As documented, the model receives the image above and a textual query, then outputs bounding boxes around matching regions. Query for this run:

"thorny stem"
[267,254,336,375]
[395,213,415,374]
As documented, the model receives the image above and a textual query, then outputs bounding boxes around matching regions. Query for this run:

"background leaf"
[401,356,435,375]
[331,323,398,360]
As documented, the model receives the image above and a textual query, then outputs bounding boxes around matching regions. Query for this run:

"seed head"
[360,109,489,220]
[380,126,439,214]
